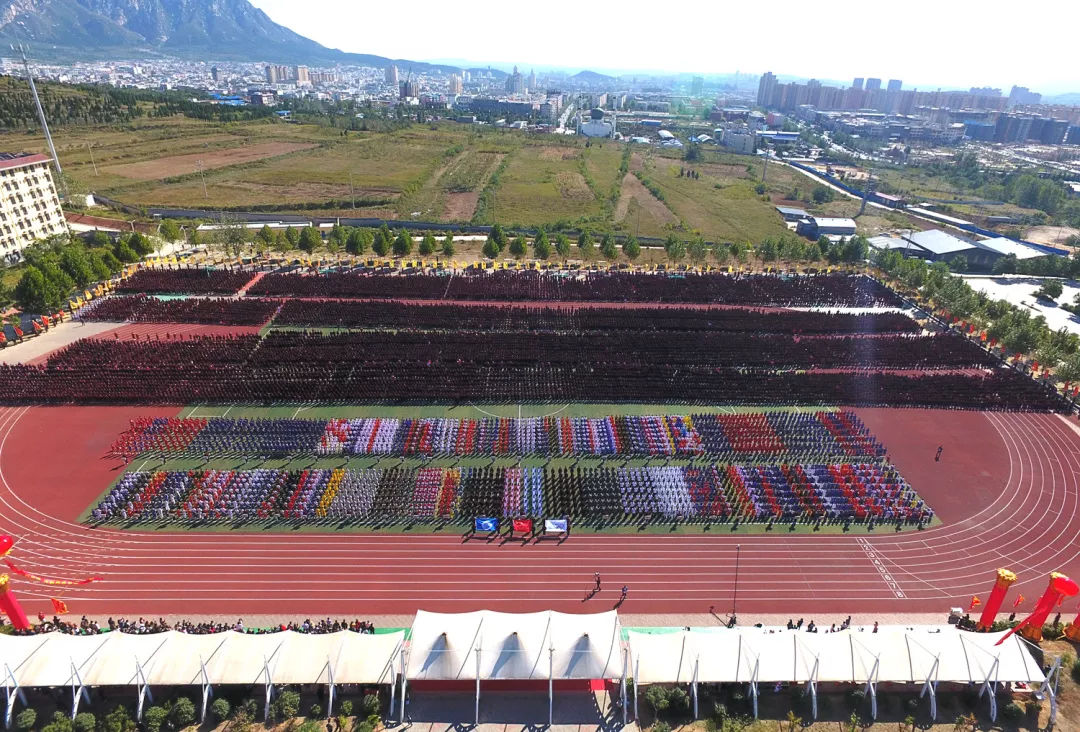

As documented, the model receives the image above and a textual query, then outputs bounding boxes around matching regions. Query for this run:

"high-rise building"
[887,79,902,93]
[0,153,67,261]
[691,76,704,96]
[385,65,399,85]
[1008,85,1041,108]
[852,77,864,90]
[505,66,525,95]
[865,78,881,92]
[400,80,419,99]
[757,71,778,107]
[211,66,221,84]
[448,74,464,95]
[294,66,310,85]
[528,69,537,92]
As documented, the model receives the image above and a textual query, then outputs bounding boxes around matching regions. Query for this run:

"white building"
[0,153,67,261]
[721,128,755,154]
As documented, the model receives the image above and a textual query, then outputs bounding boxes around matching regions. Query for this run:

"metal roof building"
[974,237,1048,261]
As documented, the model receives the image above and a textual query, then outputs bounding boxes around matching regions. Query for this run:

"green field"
[5,114,868,242]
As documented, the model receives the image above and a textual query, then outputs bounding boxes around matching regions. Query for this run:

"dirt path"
[613,173,678,225]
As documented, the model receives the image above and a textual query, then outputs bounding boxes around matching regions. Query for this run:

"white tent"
[0,630,405,727]
[406,610,622,725]
[627,626,1050,723]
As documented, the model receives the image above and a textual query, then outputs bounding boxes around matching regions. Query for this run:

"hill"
[0,0,459,70]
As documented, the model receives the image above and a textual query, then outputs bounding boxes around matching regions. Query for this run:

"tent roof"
[0,630,404,688]
[627,626,1045,686]
[407,610,621,681]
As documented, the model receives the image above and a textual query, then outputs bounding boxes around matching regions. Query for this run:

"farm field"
[9,114,895,240]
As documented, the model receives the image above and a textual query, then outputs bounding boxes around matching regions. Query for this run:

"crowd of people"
[81,294,280,326]
[116,269,254,295]
[274,299,921,335]
[248,271,904,307]
[107,411,887,461]
[90,462,929,524]
[7,615,376,636]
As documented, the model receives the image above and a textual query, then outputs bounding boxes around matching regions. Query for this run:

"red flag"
[13,326,24,337]
[969,595,982,610]
[31,321,42,333]
[51,598,69,615]
[3,560,102,586]
[512,518,533,534]
[1013,594,1025,608]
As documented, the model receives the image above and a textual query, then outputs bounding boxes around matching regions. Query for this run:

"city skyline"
[247,0,1080,93]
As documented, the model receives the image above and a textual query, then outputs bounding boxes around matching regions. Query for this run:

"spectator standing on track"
[594,572,601,592]
[620,585,628,601]
[935,445,943,462]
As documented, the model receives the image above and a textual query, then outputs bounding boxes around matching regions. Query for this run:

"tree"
[623,235,641,260]
[15,266,53,313]
[533,233,551,259]
[490,223,508,251]
[271,691,301,722]
[577,229,594,255]
[41,712,72,732]
[948,254,968,273]
[1035,279,1064,301]
[257,225,275,248]
[346,228,371,255]
[811,185,835,204]
[127,232,153,257]
[15,709,36,732]
[113,240,139,263]
[785,710,802,732]
[88,230,110,248]
[509,235,527,257]
[393,230,413,256]
[419,232,436,255]
[298,226,321,253]
[555,233,571,258]
[142,707,167,732]
[73,713,95,732]
[285,227,300,248]
[687,236,708,263]
[442,233,456,256]
[754,182,767,195]
[482,237,500,259]
[329,224,346,249]
[601,233,618,260]
[101,706,135,732]
[159,219,181,244]
[664,234,686,262]
[169,698,196,729]
[186,226,201,248]
[59,246,94,287]
[372,229,391,256]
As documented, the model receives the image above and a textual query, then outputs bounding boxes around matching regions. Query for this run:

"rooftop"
[974,237,1047,261]
[811,217,857,228]
[902,229,975,255]
[775,206,808,216]
[0,153,51,172]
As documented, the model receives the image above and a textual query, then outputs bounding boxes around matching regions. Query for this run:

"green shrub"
[73,713,96,732]
[644,685,669,714]
[847,688,865,710]
[239,698,258,721]
[169,698,196,729]
[296,722,322,732]
[1000,701,1023,723]
[42,711,72,732]
[15,709,37,732]
[102,706,135,732]
[210,698,230,724]
[339,701,353,717]
[666,687,690,715]
[353,715,380,732]
[1025,698,1041,719]
[360,693,380,718]
[143,707,167,732]
[1072,658,1080,683]
[308,704,322,719]
[272,691,301,721]
[652,723,671,732]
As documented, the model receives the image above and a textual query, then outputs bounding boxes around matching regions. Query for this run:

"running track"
[1,405,1079,617]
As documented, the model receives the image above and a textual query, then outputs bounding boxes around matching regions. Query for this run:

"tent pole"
[326,655,335,719]
[1042,656,1061,728]
[399,646,407,723]
[621,647,627,727]
[864,656,880,720]
[198,657,212,723]
[547,648,554,728]
[389,659,396,720]
[750,658,760,719]
[69,661,89,720]
[4,662,25,731]
[633,656,639,721]
[475,643,481,726]
[263,655,272,721]
[692,656,699,719]
[919,656,940,721]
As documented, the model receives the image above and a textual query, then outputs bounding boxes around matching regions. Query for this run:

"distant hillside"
[571,70,618,85]
[0,0,460,71]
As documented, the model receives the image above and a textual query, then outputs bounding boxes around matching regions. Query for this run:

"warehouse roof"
[975,237,1048,260]
[902,229,975,256]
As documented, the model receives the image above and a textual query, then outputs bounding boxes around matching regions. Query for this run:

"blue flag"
[475,517,498,533]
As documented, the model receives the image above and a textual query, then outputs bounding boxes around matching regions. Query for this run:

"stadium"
[1,261,1078,729]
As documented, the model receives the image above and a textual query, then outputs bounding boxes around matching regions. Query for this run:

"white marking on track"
[856,538,905,598]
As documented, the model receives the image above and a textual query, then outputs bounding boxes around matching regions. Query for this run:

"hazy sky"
[248,0,1080,93]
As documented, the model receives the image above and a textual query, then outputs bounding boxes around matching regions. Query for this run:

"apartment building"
[0,153,67,261]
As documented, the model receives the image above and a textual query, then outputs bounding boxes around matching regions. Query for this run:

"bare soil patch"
[538,146,579,161]
[628,152,646,173]
[1025,224,1080,249]
[555,171,594,200]
[103,142,317,180]
[614,172,678,225]
[443,191,481,221]
[699,162,750,179]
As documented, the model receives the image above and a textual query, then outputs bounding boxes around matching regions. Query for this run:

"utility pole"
[13,44,63,184]
[86,141,98,176]
[761,146,769,184]
[196,159,208,199]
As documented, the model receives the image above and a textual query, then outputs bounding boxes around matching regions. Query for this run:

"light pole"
[732,544,741,621]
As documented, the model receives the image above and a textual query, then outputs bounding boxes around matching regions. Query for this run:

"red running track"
[1,405,1078,617]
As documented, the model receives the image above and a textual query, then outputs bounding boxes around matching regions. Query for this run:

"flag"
[51,598,69,615]
[544,518,569,534]
[969,595,981,610]
[474,517,497,533]
[512,518,533,534]
[1013,594,1025,608]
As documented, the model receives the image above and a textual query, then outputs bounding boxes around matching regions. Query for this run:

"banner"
[3,560,102,586]
[998,572,1079,644]
[977,568,1017,631]
[544,518,568,534]
[0,576,30,630]
[511,518,533,534]
[474,517,498,533]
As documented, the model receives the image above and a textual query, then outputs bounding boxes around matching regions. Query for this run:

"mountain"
[0,0,459,70]
[570,70,618,85]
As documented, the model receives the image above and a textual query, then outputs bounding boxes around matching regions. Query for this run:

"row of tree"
[12,232,152,314]
[872,246,1080,382]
